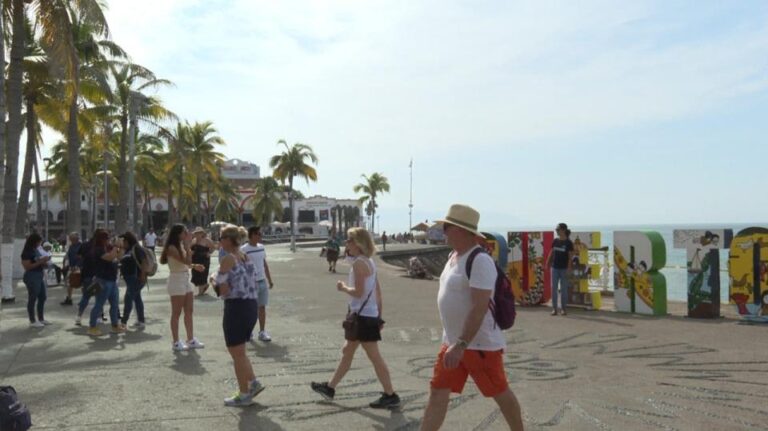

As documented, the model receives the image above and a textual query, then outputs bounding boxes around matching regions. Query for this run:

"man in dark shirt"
[75,238,95,325]
[61,232,83,305]
[546,223,574,316]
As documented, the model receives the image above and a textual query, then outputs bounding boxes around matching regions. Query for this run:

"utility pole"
[43,158,51,241]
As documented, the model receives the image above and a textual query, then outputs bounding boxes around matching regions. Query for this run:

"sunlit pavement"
[1,243,766,430]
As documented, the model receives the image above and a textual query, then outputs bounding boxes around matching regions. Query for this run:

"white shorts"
[167,272,193,296]
[257,279,269,306]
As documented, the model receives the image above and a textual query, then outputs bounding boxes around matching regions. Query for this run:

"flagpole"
[409,158,413,234]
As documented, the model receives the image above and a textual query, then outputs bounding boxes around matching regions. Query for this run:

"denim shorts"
[256,279,269,306]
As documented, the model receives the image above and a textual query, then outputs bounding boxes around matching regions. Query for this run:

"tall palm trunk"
[2,0,27,299]
[195,177,202,226]
[116,112,128,232]
[167,186,174,228]
[0,6,8,300]
[66,72,82,236]
[15,100,37,237]
[33,156,42,232]
[370,197,376,233]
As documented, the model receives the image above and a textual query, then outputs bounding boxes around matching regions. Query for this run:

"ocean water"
[488,223,766,302]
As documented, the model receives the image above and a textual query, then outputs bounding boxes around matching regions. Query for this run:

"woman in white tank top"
[310,228,401,409]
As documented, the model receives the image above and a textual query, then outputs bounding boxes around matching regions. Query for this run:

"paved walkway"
[0,244,766,430]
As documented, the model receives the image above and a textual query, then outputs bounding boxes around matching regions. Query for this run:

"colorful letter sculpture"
[566,232,602,310]
[614,231,667,315]
[507,232,553,306]
[673,230,733,318]
[728,227,768,322]
[478,232,508,268]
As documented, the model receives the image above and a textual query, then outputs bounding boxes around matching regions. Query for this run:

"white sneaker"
[187,337,205,349]
[29,321,44,328]
[172,341,189,352]
[131,322,145,329]
[75,316,82,326]
[258,331,272,342]
[248,379,266,398]
[40,320,53,326]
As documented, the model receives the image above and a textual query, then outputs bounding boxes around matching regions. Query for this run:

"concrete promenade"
[0,243,766,430]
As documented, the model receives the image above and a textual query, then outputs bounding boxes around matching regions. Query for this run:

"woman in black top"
[119,232,147,328]
[21,233,51,328]
[87,229,126,336]
[190,227,213,296]
[546,223,574,316]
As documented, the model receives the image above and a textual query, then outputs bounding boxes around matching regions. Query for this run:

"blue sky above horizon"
[47,0,768,232]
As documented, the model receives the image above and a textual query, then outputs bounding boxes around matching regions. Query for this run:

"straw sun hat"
[192,227,206,235]
[435,204,484,237]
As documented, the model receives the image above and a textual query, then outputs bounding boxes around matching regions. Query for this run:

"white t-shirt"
[437,246,506,351]
[144,233,157,247]
[241,243,267,281]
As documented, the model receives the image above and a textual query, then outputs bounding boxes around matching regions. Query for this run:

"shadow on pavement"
[251,342,290,363]
[237,404,284,431]
[171,349,207,375]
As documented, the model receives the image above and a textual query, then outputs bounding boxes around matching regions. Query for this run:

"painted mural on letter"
[614,231,667,316]
[507,231,553,306]
[673,229,733,319]
[728,227,768,322]
[566,232,602,310]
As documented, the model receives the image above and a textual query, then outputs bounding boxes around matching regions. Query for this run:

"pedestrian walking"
[87,229,126,336]
[143,228,157,253]
[74,235,96,326]
[311,227,400,409]
[21,233,51,328]
[190,227,214,297]
[241,226,275,342]
[420,204,523,430]
[119,232,147,328]
[546,223,574,316]
[160,224,205,352]
[324,234,341,273]
[216,226,266,406]
[60,232,82,305]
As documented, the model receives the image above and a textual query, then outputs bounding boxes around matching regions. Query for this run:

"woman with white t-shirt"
[310,227,401,409]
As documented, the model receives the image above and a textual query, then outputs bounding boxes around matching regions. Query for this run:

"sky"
[44,0,768,232]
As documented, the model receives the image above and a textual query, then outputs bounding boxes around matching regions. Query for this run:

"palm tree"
[353,172,390,234]
[250,177,283,227]
[186,121,225,226]
[134,133,165,230]
[109,62,174,232]
[160,122,190,226]
[35,0,121,235]
[269,140,318,251]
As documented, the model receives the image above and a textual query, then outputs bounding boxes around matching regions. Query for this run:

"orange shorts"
[430,344,508,397]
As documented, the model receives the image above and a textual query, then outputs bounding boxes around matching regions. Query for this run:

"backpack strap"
[465,247,486,279]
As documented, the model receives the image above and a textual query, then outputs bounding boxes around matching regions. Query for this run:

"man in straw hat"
[420,204,524,430]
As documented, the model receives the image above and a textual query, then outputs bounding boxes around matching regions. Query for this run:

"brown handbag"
[68,270,82,288]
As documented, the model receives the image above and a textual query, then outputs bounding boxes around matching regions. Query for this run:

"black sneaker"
[61,297,73,306]
[310,382,335,401]
[369,392,401,409]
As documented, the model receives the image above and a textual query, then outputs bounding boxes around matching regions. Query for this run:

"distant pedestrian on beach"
[119,232,147,328]
[161,224,206,352]
[241,226,275,342]
[382,231,388,251]
[420,204,523,431]
[311,227,401,409]
[546,223,574,316]
[143,228,157,252]
[21,233,51,328]
[324,234,341,273]
[61,232,82,306]
[217,226,265,406]
[190,227,214,296]
[87,229,126,336]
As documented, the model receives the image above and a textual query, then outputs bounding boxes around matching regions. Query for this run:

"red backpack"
[466,248,517,330]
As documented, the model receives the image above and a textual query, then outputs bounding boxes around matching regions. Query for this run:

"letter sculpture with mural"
[507,231,553,306]
[614,231,667,316]
[673,229,733,318]
[728,227,768,322]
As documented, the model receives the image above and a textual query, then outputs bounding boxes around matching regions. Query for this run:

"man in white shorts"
[144,228,157,252]
[242,226,275,342]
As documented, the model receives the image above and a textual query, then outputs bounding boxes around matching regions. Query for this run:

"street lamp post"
[43,158,51,241]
